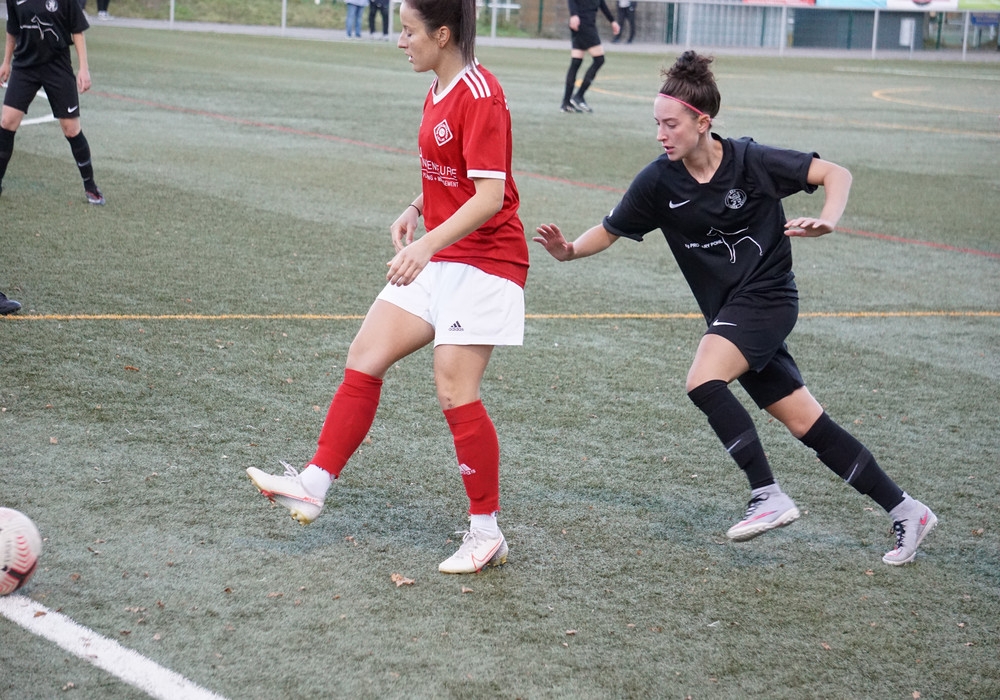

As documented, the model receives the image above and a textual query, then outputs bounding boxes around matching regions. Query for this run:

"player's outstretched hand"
[785,217,835,238]
[533,223,575,261]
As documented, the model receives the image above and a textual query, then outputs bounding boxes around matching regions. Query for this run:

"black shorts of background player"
[561,0,619,113]
[535,51,937,567]
[0,0,104,205]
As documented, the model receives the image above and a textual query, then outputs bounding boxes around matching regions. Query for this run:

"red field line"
[838,227,1000,259]
[94,91,1000,258]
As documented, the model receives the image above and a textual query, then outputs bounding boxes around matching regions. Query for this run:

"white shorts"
[376,261,524,347]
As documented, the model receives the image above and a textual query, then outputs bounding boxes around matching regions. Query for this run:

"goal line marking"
[0,594,228,700]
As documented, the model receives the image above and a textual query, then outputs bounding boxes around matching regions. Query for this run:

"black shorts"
[3,58,81,119]
[571,24,602,51]
[706,293,805,409]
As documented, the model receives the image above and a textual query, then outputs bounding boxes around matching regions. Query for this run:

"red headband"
[658,93,707,117]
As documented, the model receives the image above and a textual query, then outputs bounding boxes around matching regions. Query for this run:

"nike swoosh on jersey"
[669,199,690,209]
[712,320,737,327]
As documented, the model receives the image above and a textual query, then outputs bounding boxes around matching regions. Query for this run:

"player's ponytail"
[457,0,477,66]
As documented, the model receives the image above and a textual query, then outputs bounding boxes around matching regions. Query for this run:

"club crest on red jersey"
[433,119,453,147]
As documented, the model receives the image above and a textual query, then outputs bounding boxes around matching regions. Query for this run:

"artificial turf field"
[1,23,999,699]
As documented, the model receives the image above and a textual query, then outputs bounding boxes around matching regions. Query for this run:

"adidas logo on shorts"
[449,321,464,332]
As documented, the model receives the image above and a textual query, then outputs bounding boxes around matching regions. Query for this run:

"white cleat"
[247,462,324,525]
[883,499,937,565]
[439,529,508,574]
[726,489,800,542]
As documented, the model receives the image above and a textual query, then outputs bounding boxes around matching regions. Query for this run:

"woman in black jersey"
[0,0,104,204]
[560,0,618,113]
[535,51,937,566]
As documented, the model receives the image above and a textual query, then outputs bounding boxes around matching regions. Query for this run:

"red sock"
[444,400,500,515]
[310,369,382,477]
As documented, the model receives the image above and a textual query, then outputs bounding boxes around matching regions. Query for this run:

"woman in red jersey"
[249,0,528,575]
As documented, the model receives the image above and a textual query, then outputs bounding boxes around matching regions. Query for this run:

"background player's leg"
[562,54,584,111]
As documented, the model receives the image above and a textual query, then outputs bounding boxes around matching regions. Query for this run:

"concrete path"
[85,14,1000,62]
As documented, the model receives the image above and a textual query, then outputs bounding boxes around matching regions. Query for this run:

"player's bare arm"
[1,34,15,84]
[785,158,852,238]
[533,222,618,261]
[72,33,91,93]
[386,177,504,286]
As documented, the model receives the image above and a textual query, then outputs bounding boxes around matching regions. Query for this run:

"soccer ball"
[0,508,42,596]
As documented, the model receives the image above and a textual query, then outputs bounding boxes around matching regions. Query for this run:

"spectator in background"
[612,0,635,44]
[346,0,367,38]
[96,0,113,20]
[369,0,390,39]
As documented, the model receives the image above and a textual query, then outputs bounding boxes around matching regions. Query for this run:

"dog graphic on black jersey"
[707,226,763,264]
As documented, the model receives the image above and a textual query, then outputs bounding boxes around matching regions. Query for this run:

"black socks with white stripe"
[799,412,904,513]
[688,379,775,490]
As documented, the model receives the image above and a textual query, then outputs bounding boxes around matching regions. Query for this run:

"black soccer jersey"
[6,0,89,69]
[603,134,818,322]
[567,0,615,25]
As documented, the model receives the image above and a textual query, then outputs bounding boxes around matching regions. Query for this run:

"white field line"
[22,114,57,125]
[0,594,229,700]
[0,87,57,125]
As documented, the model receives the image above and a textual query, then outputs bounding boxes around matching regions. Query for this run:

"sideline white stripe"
[0,594,229,700]
[22,114,58,125]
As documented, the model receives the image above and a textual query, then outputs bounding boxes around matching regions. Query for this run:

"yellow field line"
[3,311,997,322]
[870,87,998,115]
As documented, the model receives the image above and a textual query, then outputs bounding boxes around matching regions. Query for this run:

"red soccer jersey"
[419,64,529,288]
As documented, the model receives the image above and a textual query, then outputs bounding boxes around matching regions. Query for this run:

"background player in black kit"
[535,51,937,566]
[1,0,104,204]
[561,0,618,113]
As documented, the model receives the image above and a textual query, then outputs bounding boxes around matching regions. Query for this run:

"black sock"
[564,58,583,104]
[0,127,16,185]
[799,412,904,512]
[688,380,774,490]
[577,55,605,98]
[66,132,97,192]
